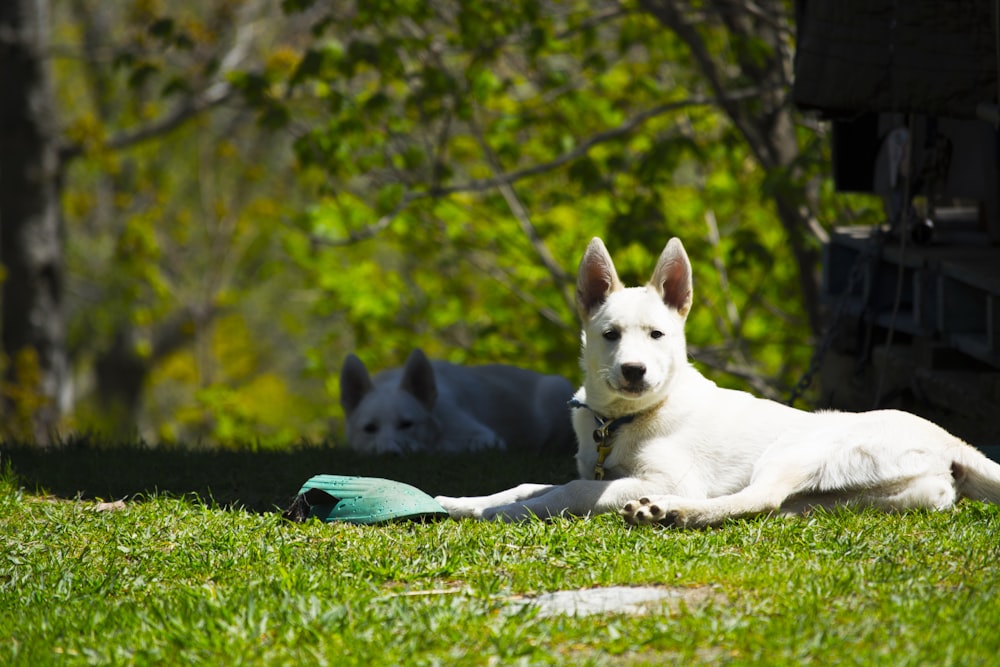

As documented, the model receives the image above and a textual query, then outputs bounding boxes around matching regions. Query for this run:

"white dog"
[340,348,576,455]
[435,236,1000,526]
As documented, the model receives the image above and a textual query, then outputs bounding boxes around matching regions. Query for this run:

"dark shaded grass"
[0,438,576,512]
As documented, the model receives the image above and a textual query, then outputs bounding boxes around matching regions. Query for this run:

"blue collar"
[568,398,638,480]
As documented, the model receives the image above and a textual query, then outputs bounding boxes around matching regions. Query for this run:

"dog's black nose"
[621,363,646,384]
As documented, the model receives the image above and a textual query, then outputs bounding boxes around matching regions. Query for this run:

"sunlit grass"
[2,453,1000,665]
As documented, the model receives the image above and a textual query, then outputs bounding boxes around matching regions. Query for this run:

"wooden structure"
[794,1,1000,442]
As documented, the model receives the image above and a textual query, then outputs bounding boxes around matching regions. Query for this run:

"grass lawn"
[2,441,1000,665]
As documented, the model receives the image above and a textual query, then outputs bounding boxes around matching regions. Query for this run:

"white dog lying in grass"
[436,236,1000,526]
[340,349,576,455]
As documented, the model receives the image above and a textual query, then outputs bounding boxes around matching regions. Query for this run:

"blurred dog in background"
[340,348,576,455]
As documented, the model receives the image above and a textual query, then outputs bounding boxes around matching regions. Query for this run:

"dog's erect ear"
[340,354,374,416]
[399,348,438,410]
[576,237,624,320]
[649,237,693,317]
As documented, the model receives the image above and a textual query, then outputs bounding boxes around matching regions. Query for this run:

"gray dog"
[340,349,576,455]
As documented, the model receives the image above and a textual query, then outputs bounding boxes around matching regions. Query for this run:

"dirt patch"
[507,584,723,618]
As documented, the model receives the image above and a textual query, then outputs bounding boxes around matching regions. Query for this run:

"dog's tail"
[952,444,1000,503]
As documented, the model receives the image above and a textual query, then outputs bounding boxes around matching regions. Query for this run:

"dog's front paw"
[466,433,506,452]
[434,495,484,520]
[620,496,689,528]
[439,431,506,454]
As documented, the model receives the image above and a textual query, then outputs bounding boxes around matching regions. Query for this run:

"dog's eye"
[602,329,620,341]
[397,420,413,430]
[363,422,379,434]
[650,330,664,340]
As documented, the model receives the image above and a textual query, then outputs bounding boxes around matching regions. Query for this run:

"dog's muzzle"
[618,362,648,394]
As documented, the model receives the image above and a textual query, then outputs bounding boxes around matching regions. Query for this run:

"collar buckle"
[570,398,636,481]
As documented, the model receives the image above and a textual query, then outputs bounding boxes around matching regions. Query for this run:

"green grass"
[3,442,1000,665]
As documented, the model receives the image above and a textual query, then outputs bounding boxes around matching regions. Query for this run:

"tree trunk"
[640,0,824,336]
[0,0,68,443]
[93,306,219,439]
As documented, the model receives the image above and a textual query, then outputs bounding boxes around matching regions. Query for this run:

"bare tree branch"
[426,86,771,198]
[305,192,415,248]
[638,0,776,168]
[638,0,824,336]
[464,251,574,331]
[690,344,783,400]
[308,88,772,249]
[468,112,574,311]
[704,209,742,335]
[60,82,234,162]
[58,0,265,162]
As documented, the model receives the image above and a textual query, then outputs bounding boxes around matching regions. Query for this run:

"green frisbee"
[284,475,449,525]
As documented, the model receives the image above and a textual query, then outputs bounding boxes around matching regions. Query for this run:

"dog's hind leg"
[861,473,957,511]
[623,450,963,527]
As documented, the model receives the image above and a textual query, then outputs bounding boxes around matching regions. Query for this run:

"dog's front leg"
[621,483,792,528]
[622,456,816,527]
[482,478,660,522]
[435,483,555,519]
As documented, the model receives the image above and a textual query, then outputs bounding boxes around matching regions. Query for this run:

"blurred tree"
[56,0,326,444]
[270,0,874,403]
[2,0,330,444]
[1,0,881,447]
[639,0,825,334]
[1,0,67,444]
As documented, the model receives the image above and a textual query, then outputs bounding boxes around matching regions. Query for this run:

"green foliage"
[150,315,327,447]
[41,0,884,446]
[0,350,51,442]
[273,0,861,402]
[54,2,330,446]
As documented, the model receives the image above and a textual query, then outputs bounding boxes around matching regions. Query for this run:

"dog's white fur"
[340,349,576,455]
[435,236,1000,526]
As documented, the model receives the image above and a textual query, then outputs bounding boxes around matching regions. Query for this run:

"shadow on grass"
[0,439,578,513]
